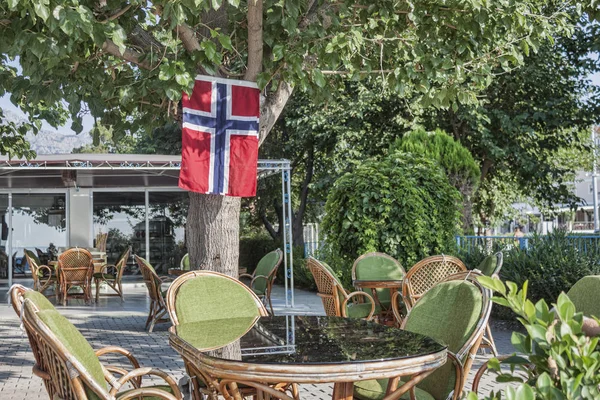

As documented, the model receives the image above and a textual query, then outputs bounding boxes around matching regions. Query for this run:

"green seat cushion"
[477,255,498,277]
[175,275,261,324]
[354,255,404,305]
[181,254,190,271]
[403,280,482,400]
[23,290,55,311]
[567,276,600,318]
[118,384,173,400]
[93,273,115,280]
[36,310,107,399]
[253,251,280,293]
[252,287,265,296]
[345,302,382,319]
[354,378,435,400]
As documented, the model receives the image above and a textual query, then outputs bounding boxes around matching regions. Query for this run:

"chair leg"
[145,301,155,330]
[119,282,124,302]
[268,295,274,316]
[95,278,100,303]
[485,323,498,356]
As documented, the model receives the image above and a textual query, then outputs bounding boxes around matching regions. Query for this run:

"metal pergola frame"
[0,157,295,308]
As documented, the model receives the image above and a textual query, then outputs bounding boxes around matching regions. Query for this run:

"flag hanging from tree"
[179,75,260,197]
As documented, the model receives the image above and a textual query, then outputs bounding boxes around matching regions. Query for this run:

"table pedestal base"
[332,382,354,400]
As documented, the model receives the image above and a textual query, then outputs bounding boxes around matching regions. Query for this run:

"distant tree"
[73,124,135,154]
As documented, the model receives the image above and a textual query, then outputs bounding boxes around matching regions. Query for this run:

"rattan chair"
[352,252,405,309]
[307,257,379,320]
[402,255,467,311]
[96,232,108,252]
[474,252,503,356]
[356,271,492,400]
[94,247,131,303]
[180,253,190,271]
[58,248,94,306]
[166,270,285,400]
[239,248,283,315]
[13,285,182,400]
[134,255,171,332]
[24,249,57,296]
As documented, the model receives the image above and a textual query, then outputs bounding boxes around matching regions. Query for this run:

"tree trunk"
[187,193,241,277]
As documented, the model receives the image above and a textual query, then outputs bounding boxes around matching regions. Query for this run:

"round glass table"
[169,315,447,400]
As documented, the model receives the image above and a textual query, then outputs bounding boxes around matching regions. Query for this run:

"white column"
[7,193,12,287]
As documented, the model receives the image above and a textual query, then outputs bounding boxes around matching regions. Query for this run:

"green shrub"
[322,152,462,286]
[239,235,279,274]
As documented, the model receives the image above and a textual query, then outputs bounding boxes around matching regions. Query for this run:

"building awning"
[0,154,288,189]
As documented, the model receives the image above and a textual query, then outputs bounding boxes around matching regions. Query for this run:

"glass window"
[93,192,145,276]
[12,193,67,277]
[148,192,188,274]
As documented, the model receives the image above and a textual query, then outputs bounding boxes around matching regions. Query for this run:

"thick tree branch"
[176,24,201,53]
[101,40,153,69]
[295,144,315,231]
[244,0,263,81]
[259,81,293,146]
[260,211,279,240]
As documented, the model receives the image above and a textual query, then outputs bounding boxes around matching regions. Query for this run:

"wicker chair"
[402,255,467,311]
[13,285,182,400]
[134,255,171,332]
[239,248,283,315]
[352,252,405,309]
[166,270,287,400]
[95,232,108,252]
[94,247,131,303]
[307,257,379,320]
[180,253,190,271]
[356,271,492,400]
[58,248,94,306]
[24,249,57,296]
[474,252,504,356]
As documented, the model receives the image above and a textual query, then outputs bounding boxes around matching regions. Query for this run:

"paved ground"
[0,280,513,399]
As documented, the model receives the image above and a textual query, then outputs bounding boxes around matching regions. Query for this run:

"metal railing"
[456,235,600,255]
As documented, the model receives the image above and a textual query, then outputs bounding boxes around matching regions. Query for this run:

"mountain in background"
[2,109,91,155]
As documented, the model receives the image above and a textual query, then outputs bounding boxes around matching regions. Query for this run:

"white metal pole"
[145,190,150,261]
[280,168,289,308]
[7,193,12,287]
[286,164,295,307]
[593,126,599,233]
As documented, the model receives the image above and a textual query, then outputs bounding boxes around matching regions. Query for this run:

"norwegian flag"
[178,75,260,197]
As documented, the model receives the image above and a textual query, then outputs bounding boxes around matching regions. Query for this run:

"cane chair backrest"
[22,299,111,400]
[95,232,108,252]
[252,249,283,294]
[166,270,268,326]
[352,252,405,304]
[134,255,164,303]
[113,247,131,281]
[25,249,43,276]
[567,275,600,319]
[476,252,503,278]
[307,257,347,317]
[403,255,467,309]
[400,271,492,400]
[58,248,94,284]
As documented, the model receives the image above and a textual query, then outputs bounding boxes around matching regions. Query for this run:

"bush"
[322,152,462,287]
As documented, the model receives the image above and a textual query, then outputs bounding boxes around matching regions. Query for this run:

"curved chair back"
[58,248,94,283]
[180,253,190,271]
[567,275,600,318]
[476,252,503,278]
[401,271,492,400]
[352,252,405,305]
[166,270,267,326]
[252,249,283,294]
[134,255,164,304]
[114,246,131,281]
[307,257,347,317]
[25,249,45,291]
[403,255,467,310]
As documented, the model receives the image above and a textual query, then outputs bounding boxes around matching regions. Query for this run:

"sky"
[1,71,599,137]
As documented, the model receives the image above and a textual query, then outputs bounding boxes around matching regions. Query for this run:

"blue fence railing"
[456,235,600,255]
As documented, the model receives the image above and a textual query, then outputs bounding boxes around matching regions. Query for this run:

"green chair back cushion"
[403,280,482,400]
[181,254,190,271]
[477,255,498,277]
[252,250,280,294]
[25,249,41,266]
[354,255,403,304]
[23,290,55,311]
[175,275,261,324]
[567,276,600,318]
[176,317,258,350]
[36,310,107,399]
[354,379,435,400]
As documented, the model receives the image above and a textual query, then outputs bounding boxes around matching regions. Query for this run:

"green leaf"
[312,70,326,88]
[218,34,233,50]
[33,3,50,21]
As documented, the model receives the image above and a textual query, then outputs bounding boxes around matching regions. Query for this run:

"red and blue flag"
[179,75,260,197]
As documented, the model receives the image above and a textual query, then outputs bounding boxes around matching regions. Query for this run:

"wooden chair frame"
[307,257,377,320]
[391,271,493,400]
[24,249,57,297]
[166,270,268,400]
[18,296,182,399]
[474,252,503,356]
[58,248,94,306]
[239,248,284,315]
[95,247,131,303]
[134,255,171,332]
[402,255,467,311]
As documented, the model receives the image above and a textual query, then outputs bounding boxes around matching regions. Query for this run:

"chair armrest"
[238,273,254,280]
[471,355,531,394]
[159,276,174,283]
[447,351,465,399]
[390,291,405,326]
[341,291,377,320]
[110,367,183,399]
[250,275,269,289]
[117,387,180,400]
[220,379,295,400]
[95,346,141,370]
[38,265,54,278]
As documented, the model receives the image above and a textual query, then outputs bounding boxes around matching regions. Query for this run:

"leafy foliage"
[322,152,461,286]
[469,277,600,400]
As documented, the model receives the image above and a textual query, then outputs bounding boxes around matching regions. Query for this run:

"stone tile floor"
[0,281,514,399]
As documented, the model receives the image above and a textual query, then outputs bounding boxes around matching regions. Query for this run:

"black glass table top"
[175,316,446,365]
